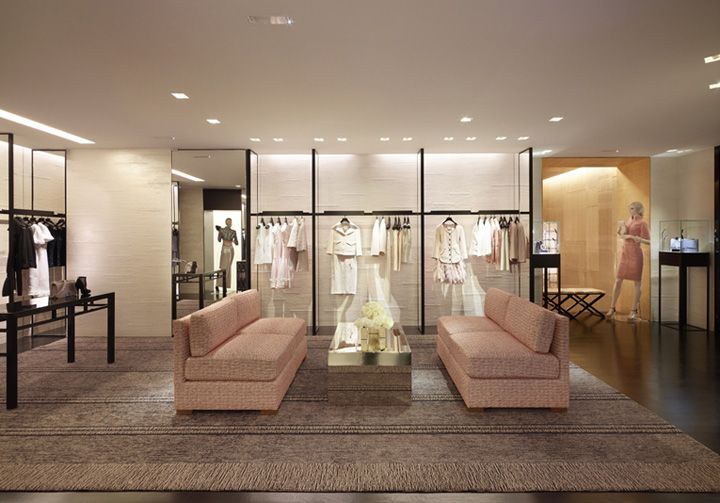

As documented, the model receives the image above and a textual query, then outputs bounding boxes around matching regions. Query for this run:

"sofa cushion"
[189,296,244,357]
[503,296,556,353]
[240,317,306,337]
[438,316,504,339]
[484,288,513,329]
[232,290,262,328]
[445,331,560,379]
[185,326,305,382]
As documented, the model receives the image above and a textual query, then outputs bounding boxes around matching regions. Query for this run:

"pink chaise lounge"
[173,289,307,414]
[437,288,569,410]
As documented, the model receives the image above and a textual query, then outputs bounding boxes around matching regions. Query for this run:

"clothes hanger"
[340,216,349,225]
[284,216,289,224]
[443,215,457,225]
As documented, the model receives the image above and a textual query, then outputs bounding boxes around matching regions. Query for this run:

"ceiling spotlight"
[496,136,507,141]
[549,117,564,122]
[206,118,221,125]
[249,137,261,142]
[518,136,530,141]
[273,137,284,142]
[171,169,204,182]
[380,137,390,142]
[314,137,325,142]
[704,54,720,64]
[402,137,413,142]
[337,137,347,142]
[466,136,477,141]
[460,116,473,123]
[666,149,678,153]
[0,108,95,144]
[443,137,454,141]
[710,82,720,90]
[171,92,189,100]
[234,185,242,188]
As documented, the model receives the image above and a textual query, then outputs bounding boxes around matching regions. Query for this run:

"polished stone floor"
[2,317,719,502]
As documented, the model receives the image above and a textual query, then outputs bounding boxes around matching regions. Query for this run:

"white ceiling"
[0,0,719,156]
[172,150,246,188]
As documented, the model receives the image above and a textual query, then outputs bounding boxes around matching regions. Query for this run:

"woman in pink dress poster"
[606,201,651,321]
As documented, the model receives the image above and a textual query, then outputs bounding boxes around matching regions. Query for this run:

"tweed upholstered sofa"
[173,289,307,414]
[437,288,569,410]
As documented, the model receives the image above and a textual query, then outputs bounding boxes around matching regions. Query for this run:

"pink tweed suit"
[616,218,650,281]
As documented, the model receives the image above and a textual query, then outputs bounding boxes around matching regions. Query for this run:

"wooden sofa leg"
[550,407,568,412]
[468,407,485,413]
[176,409,193,415]
[260,409,278,415]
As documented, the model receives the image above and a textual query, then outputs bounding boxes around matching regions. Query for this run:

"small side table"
[172,269,227,320]
[658,251,710,332]
[530,253,562,314]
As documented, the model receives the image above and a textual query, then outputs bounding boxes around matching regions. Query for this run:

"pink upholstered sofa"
[437,288,569,410]
[173,289,307,414]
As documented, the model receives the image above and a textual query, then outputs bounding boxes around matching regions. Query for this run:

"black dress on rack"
[2,218,37,296]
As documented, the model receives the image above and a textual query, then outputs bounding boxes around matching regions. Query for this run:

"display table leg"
[6,317,17,409]
[107,294,115,364]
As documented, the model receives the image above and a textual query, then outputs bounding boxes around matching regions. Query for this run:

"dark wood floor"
[2,318,719,502]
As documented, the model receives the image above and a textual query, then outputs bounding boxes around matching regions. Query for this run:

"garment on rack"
[401,222,412,264]
[287,216,309,272]
[432,221,468,284]
[2,218,37,297]
[392,224,401,272]
[171,227,180,261]
[254,224,273,265]
[370,217,387,256]
[508,219,528,264]
[28,222,54,297]
[470,218,493,257]
[270,222,293,289]
[327,220,362,295]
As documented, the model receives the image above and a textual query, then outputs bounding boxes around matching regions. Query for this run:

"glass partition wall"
[171,149,247,318]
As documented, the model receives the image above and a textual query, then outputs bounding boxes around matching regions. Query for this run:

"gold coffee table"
[327,322,412,405]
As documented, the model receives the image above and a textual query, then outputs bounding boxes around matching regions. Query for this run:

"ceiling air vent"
[248,15,294,26]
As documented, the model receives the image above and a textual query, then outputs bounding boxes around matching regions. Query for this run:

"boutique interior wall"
[541,157,651,317]
[650,148,715,330]
[68,149,172,337]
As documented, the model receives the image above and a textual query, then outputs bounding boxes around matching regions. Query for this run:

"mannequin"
[606,201,650,321]
[216,218,239,291]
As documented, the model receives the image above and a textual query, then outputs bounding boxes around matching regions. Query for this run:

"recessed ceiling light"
[206,118,221,125]
[0,108,95,144]
[248,15,295,25]
[314,137,325,142]
[518,136,530,141]
[443,137,454,141]
[466,136,477,141]
[549,117,564,122]
[235,185,242,188]
[273,137,284,142]
[171,92,189,100]
[380,137,390,142]
[460,116,473,123]
[337,137,347,142]
[666,149,678,153]
[402,137,413,142]
[704,54,720,64]
[496,136,507,141]
[710,82,720,90]
[249,137,261,142]
[171,169,204,182]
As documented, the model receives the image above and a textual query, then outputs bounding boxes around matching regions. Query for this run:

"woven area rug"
[0,335,719,492]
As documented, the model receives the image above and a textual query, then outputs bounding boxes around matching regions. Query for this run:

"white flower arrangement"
[355,301,394,330]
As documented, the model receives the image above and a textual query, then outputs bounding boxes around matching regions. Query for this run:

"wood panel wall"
[542,157,651,318]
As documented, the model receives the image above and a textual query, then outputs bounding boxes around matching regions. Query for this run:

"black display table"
[530,253,563,313]
[658,251,710,332]
[172,269,226,320]
[0,292,116,409]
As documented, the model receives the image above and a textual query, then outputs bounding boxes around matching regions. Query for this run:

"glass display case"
[659,220,711,253]
[535,221,560,254]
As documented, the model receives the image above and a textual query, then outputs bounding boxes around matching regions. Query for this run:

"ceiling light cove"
[710,82,720,90]
[248,15,295,26]
[443,137,454,141]
[380,137,390,142]
[249,137,261,142]
[206,118,221,125]
[460,116,473,123]
[0,108,95,144]
[273,137,284,142]
[534,149,553,156]
[549,117,564,122]
[171,92,189,100]
[314,137,325,142]
[666,149,678,152]
[337,137,347,142]
[518,136,530,141]
[495,136,507,141]
[171,169,204,182]
[704,54,720,64]
[465,136,477,141]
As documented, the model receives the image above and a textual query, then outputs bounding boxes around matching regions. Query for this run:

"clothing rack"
[427,210,530,215]
[0,209,66,218]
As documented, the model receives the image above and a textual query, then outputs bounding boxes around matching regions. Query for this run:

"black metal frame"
[171,269,226,320]
[715,144,720,333]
